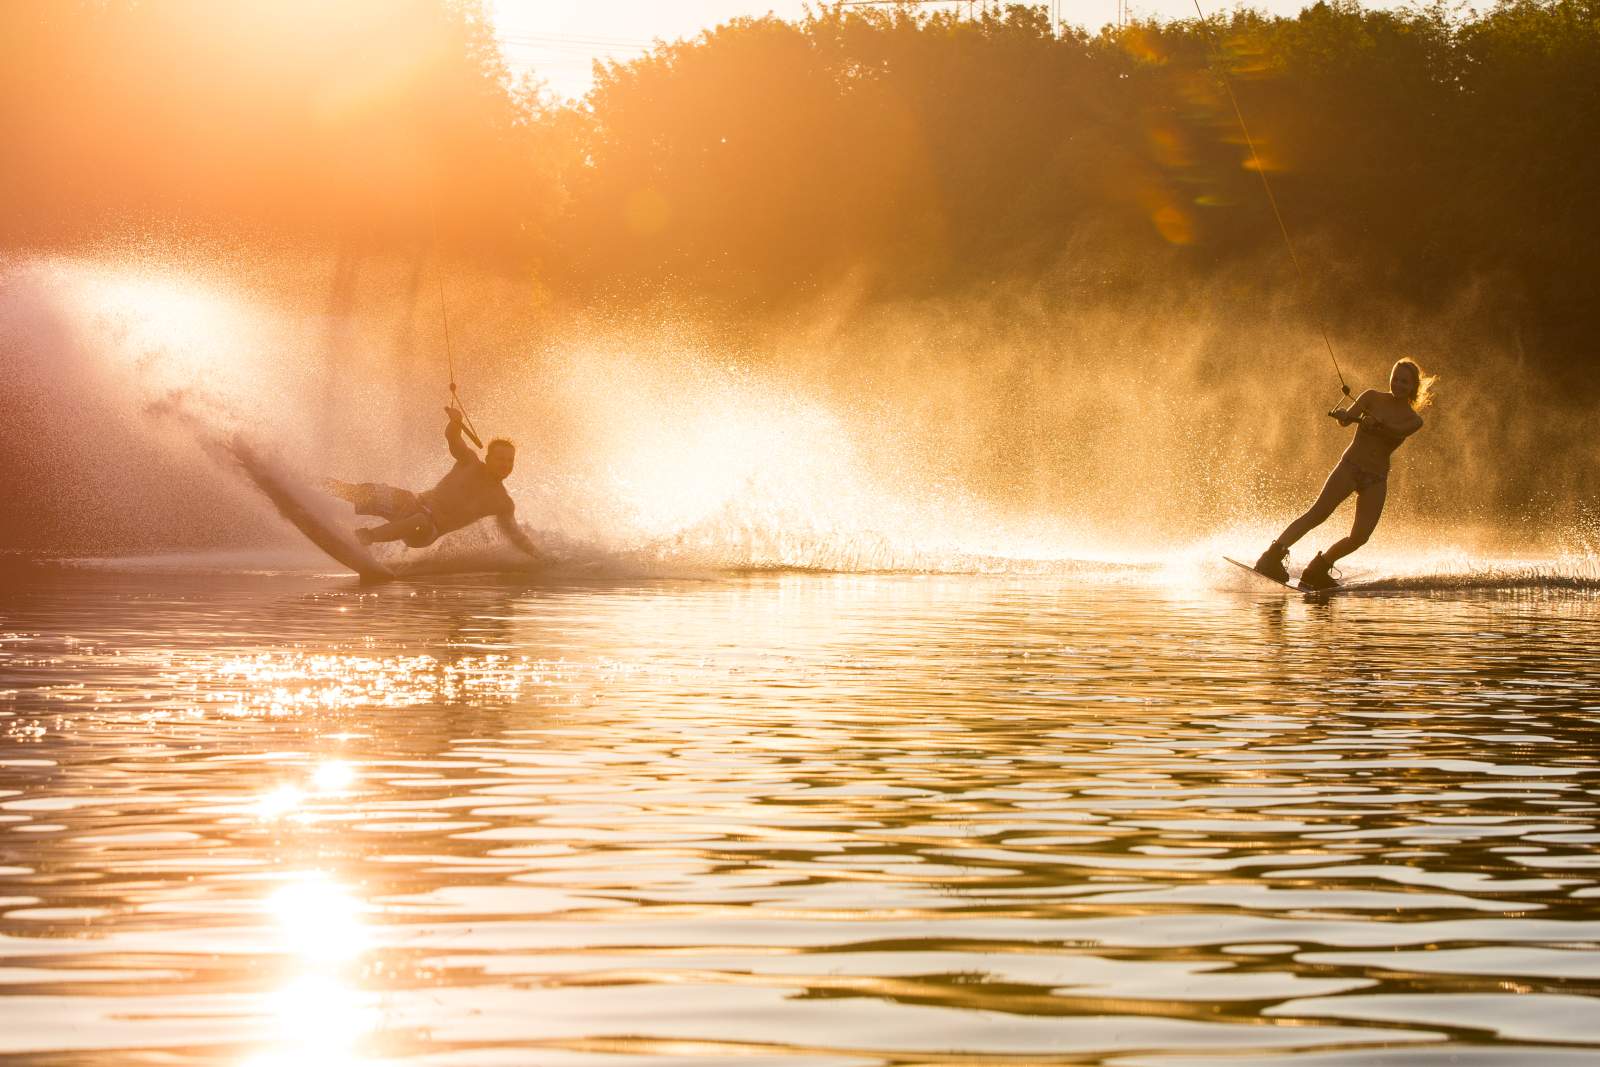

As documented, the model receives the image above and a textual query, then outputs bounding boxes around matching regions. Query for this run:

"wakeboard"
[230,438,396,583]
[1223,556,1337,595]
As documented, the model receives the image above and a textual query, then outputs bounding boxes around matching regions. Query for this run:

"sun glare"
[254,785,305,820]
[268,873,371,966]
[242,872,378,1067]
[241,974,379,1067]
[59,263,246,376]
[312,760,357,792]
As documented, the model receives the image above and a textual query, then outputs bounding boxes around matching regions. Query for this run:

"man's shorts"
[347,483,440,548]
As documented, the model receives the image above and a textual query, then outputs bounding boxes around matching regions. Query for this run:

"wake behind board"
[1223,556,1334,595]
[230,438,395,582]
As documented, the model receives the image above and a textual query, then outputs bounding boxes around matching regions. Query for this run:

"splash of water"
[2,250,1597,588]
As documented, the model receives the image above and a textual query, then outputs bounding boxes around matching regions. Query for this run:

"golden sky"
[491,0,1353,101]
[491,0,797,101]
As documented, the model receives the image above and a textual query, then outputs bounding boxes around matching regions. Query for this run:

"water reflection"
[268,873,369,965]
[243,974,378,1067]
[1,568,1598,1063]
[246,872,376,1067]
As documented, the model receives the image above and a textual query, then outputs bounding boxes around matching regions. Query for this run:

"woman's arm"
[1330,389,1377,425]
[1360,405,1423,440]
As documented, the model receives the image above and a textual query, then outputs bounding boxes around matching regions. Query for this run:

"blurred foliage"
[3,0,1597,375]
[0,0,564,264]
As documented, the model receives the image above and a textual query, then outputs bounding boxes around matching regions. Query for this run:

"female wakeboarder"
[1187,2,1438,590]
[1254,358,1435,590]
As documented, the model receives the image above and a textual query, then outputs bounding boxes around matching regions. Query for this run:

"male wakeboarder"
[327,406,542,560]
[1252,358,1435,590]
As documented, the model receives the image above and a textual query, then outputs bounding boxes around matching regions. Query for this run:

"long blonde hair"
[1394,358,1437,411]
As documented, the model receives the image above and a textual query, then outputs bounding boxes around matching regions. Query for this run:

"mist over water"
[2,248,1596,587]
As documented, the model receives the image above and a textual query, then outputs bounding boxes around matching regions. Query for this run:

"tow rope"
[431,209,484,448]
[1191,1,1353,407]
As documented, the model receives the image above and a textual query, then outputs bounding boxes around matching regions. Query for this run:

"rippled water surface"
[3,565,1599,1065]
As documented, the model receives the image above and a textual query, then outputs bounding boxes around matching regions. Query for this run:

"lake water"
[2,562,1599,1065]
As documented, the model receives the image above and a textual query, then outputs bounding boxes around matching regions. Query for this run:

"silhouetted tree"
[3,1,1597,381]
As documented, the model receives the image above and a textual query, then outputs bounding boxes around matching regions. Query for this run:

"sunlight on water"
[313,760,357,792]
[268,874,370,964]
[246,873,378,1067]
[2,567,1599,1064]
[243,973,380,1067]
[253,784,305,819]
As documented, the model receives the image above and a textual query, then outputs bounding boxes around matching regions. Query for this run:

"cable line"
[430,205,483,449]
[1190,0,1352,403]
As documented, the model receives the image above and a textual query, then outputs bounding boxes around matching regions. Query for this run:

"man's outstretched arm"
[496,511,543,560]
[444,407,478,462]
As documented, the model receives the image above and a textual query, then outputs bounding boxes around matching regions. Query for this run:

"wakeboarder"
[1253,358,1435,590]
[327,407,542,560]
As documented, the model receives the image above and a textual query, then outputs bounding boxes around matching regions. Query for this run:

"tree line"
[4,0,1596,382]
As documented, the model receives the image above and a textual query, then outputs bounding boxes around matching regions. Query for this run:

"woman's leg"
[1276,464,1357,549]
[1321,479,1387,564]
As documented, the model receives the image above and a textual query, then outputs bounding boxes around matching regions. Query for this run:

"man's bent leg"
[357,512,435,547]
[328,482,419,521]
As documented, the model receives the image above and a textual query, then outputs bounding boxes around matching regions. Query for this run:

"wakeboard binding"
[1297,551,1339,592]
[1254,542,1290,583]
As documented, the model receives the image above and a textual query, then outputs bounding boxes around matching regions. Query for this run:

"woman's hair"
[1393,358,1437,411]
